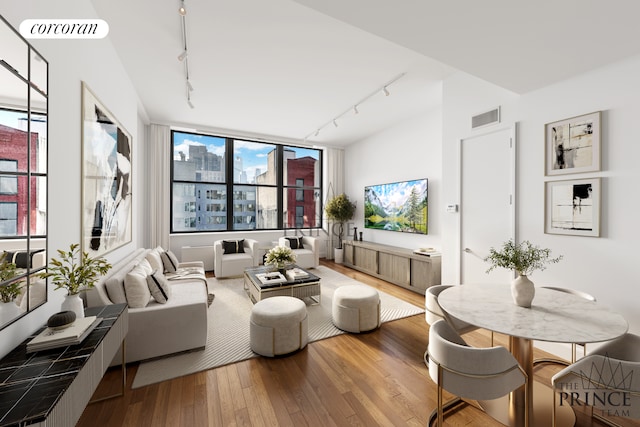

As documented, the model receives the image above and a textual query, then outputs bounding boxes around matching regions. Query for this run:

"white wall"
[344,107,443,251]
[0,2,146,358]
[442,56,640,334]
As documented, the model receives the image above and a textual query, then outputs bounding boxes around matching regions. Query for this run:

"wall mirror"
[0,14,48,329]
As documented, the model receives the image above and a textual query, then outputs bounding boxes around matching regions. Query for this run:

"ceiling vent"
[471,106,501,129]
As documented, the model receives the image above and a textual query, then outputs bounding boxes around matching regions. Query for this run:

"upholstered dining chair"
[426,319,529,427]
[426,285,493,345]
[551,333,640,427]
[535,286,596,366]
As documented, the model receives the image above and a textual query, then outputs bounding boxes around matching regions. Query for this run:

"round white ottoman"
[250,296,308,357]
[332,285,380,333]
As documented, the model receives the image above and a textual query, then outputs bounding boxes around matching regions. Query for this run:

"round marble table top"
[438,284,628,343]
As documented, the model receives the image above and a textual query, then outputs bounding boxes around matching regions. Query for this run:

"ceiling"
[91,0,640,147]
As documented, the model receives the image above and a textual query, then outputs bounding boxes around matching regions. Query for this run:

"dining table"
[438,283,628,427]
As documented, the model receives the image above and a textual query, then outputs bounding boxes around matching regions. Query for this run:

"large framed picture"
[545,178,600,237]
[545,111,601,176]
[81,82,132,257]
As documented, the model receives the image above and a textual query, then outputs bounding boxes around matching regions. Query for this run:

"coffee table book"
[255,272,287,285]
[27,316,102,353]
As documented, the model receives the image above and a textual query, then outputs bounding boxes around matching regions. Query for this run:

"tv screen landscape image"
[364,178,428,234]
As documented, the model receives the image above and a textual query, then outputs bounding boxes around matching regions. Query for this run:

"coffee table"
[243,265,321,304]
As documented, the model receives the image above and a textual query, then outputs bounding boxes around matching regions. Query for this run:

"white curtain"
[148,124,171,249]
[324,147,344,258]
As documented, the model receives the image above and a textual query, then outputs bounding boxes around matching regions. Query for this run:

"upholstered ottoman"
[250,296,308,357]
[332,285,381,333]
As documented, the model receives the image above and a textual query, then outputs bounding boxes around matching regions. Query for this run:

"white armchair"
[214,238,259,278]
[278,236,319,269]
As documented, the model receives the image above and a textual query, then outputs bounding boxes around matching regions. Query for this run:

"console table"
[342,240,441,294]
[0,304,128,427]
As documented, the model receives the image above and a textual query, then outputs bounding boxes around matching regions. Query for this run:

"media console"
[342,240,441,294]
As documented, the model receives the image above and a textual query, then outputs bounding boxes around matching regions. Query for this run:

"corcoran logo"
[19,19,109,39]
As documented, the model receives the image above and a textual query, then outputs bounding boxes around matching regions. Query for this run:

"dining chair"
[551,333,640,427]
[534,286,596,366]
[426,285,493,345]
[426,319,529,427]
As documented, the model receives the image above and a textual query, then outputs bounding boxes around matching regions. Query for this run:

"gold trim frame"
[545,178,600,237]
[545,111,601,176]
[81,82,132,257]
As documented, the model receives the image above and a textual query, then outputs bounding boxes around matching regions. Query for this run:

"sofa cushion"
[286,237,304,250]
[138,258,153,275]
[147,269,171,304]
[160,250,179,273]
[222,239,245,254]
[105,276,127,304]
[145,248,163,272]
[125,264,151,308]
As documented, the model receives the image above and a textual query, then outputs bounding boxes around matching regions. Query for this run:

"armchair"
[278,236,319,269]
[214,238,259,278]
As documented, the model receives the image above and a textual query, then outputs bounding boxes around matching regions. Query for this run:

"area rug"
[132,266,425,388]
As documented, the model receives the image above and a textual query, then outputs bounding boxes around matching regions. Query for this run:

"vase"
[61,294,85,319]
[0,301,21,326]
[511,274,535,308]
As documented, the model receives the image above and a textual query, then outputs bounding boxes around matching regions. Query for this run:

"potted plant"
[264,245,296,274]
[0,252,25,324]
[39,243,111,318]
[325,193,356,263]
[484,239,563,308]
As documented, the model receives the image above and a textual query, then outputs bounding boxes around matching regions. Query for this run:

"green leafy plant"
[265,245,296,268]
[0,252,24,303]
[484,239,563,276]
[39,243,112,295]
[325,193,356,248]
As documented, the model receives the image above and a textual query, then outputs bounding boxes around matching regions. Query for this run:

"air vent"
[471,107,501,129]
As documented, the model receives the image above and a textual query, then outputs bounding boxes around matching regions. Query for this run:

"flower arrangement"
[484,239,563,276]
[264,245,296,269]
[39,243,112,295]
[0,252,24,303]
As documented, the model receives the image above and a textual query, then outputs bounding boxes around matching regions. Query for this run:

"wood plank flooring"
[77,260,639,426]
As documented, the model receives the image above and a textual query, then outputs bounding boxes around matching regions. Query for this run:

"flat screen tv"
[364,178,428,234]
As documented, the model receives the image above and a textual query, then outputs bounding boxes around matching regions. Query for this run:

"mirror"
[0,15,48,329]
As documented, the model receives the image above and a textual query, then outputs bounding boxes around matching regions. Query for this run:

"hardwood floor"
[78,260,639,426]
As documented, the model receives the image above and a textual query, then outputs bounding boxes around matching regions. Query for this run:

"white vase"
[334,248,344,264]
[511,274,535,308]
[0,301,21,326]
[61,294,85,319]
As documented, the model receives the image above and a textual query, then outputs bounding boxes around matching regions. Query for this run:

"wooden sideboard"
[342,240,441,294]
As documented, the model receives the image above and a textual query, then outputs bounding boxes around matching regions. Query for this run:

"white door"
[460,125,516,284]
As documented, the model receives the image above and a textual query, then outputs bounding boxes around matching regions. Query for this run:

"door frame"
[456,123,517,284]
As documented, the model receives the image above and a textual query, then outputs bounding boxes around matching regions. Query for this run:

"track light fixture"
[303,72,406,141]
[179,0,194,108]
[178,50,188,61]
[187,80,194,91]
[178,0,187,16]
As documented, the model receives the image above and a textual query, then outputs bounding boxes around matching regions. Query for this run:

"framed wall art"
[545,178,600,237]
[81,82,132,257]
[545,111,601,176]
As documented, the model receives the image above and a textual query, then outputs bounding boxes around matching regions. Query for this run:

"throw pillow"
[138,258,153,276]
[124,264,151,308]
[160,251,177,273]
[146,269,171,304]
[286,237,304,250]
[222,239,245,254]
[105,276,128,304]
[167,250,180,269]
[145,248,163,272]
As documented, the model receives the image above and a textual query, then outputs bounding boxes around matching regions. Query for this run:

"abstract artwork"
[81,82,132,257]
[545,111,601,176]
[545,178,600,237]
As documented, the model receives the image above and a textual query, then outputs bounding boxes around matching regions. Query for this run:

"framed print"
[545,111,601,176]
[545,178,600,237]
[81,82,132,257]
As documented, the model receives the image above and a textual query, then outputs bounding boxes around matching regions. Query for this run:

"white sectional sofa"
[86,248,209,364]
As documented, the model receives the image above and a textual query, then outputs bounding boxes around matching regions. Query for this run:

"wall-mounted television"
[364,178,428,234]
